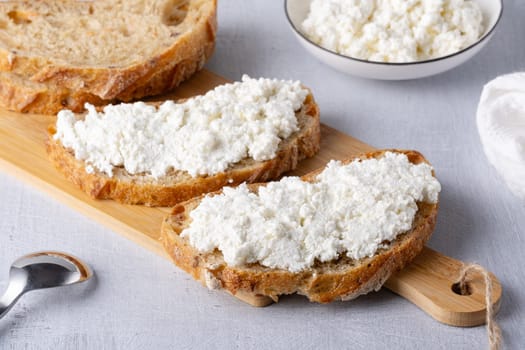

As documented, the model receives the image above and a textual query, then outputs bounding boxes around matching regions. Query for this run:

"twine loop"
[456,263,502,350]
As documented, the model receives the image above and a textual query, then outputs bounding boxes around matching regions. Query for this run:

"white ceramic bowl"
[285,0,503,80]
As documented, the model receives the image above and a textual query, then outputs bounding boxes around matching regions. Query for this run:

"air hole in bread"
[7,10,33,25]
[162,0,189,26]
[451,282,472,296]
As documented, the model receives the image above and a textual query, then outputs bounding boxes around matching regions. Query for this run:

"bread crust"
[0,0,217,114]
[160,150,439,304]
[46,93,321,207]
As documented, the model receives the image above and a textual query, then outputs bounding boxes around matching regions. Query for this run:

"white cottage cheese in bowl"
[301,0,484,63]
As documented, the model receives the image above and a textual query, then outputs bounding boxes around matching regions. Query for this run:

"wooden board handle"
[384,247,502,327]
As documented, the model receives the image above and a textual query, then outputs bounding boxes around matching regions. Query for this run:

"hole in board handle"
[451,281,472,296]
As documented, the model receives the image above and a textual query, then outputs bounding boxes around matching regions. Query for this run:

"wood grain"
[0,69,500,327]
[385,247,502,327]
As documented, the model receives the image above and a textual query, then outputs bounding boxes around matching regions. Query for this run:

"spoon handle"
[0,281,25,319]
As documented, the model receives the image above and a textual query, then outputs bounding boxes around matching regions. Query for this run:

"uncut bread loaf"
[161,150,439,305]
[46,83,320,207]
[0,0,217,114]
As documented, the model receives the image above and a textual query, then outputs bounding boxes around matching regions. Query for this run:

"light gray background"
[1,1,524,349]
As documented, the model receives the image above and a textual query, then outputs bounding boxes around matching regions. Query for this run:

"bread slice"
[160,150,439,305]
[0,0,217,114]
[46,93,320,207]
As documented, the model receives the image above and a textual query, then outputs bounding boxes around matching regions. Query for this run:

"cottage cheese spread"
[301,0,484,63]
[181,152,441,272]
[477,73,525,199]
[54,75,309,178]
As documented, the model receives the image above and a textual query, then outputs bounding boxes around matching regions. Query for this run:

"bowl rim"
[284,0,504,66]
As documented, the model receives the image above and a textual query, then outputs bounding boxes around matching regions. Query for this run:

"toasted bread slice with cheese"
[160,150,439,305]
[0,0,216,114]
[46,92,320,207]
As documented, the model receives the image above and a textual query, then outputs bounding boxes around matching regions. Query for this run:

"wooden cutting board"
[0,69,500,327]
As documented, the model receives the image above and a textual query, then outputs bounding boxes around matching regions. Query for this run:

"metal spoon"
[0,251,93,319]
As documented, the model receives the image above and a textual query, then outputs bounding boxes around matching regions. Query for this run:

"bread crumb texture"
[0,0,217,113]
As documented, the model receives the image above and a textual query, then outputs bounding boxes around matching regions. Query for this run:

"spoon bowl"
[0,251,92,319]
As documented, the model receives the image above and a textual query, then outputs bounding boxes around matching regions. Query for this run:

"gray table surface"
[1,1,524,349]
